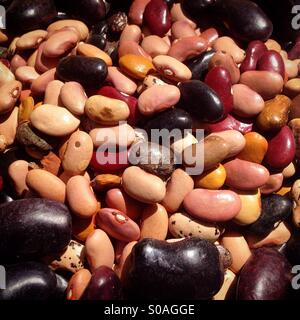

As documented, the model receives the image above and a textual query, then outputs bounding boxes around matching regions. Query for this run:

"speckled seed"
[183,189,241,222]
[85,95,130,125]
[152,55,192,82]
[232,188,261,225]
[96,208,140,242]
[213,269,236,300]
[0,107,18,145]
[16,30,48,50]
[237,132,268,164]
[114,241,137,279]
[169,212,224,242]
[8,160,29,196]
[85,229,115,272]
[50,240,85,273]
[220,231,252,273]
[26,169,66,203]
[239,71,284,100]
[260,173,284,194]
[60,82,87,116]
[161,169,194,213]
[77,43,112,66]
[246,222,291,249]
[66,175,99,218]
[0,80,22,115]
[47,19,89,41]
[140,203,168,240]
[194,164,226,190]
[30,104,80,136]
[212,37,245,64]
[119,54,154,80]
[44,80,64,106]
[67,269,91,300]
[122,166,166,204]
[138,84,180,116]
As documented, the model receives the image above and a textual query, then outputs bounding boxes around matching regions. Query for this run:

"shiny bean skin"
[240,40,268,73]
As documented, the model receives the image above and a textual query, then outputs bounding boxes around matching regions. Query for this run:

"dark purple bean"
[185,50,216,80]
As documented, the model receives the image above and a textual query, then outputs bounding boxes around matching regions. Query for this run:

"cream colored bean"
[85,229,115,272]
[170,3,197,28]
[8,160,29,196]
[44,80,64,106]
[107,67,137,95]
[0,61,15,86]
[122,166,166,204]
[265,39,281,52]
[138,84,180,115]
[169,212,224,242]
[114,241,137,278]
[213,37,245,64]
[66,175,99,218]
[26,169,66,203]
[120,24,142,43]
[140,203,168,240]
[141,36,170,58]
[16,30,48,50]
[30,104,80,137]
[153,55,192,82]
[220,231,252,274]
[31,68,56,95]
[15,66,40,85]
[89,123,135,148]
[60,130,93,174]
[85,95,130,125]
[162,169,194,213]
[0,80,22,115]
[77,43,112,66]
[171,20,196,39]
[47,19,89,41]
[60,82,87,116]
[0,107,18,145]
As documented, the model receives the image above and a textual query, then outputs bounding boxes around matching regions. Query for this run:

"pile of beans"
[0,0,300,300]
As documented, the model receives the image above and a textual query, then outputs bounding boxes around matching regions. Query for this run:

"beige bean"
[169,212,224,242]
[107,67,137,95]
[213,269,236,300]
[89,123,135,148]
[85,95,130,125]
[265,39,281,52]
[0,107,18,145]
[0,80,22,115]
[140,203,168,240]
[239,71,284,100]
[85,229,115,272]
[170,3,197,28]
[15,66,40,85]
[220,231,252,274]
[120,24,142,43]
[246,222,291,249]
[31,68,56,96]
[66,175,99,218]
[129,0,151,25]
[77,43,112,66]
[44,80,64,105]
[138,84,180,115]
[67,269,91,300]
[213,37,245,64]
[282,162,296,179]
[161,169,194,213]
[10,54,27,74]
[0,61,15,86]
[171,20,196,39]
[8,160,29,196]
[60,82,87,116]
[122,166,166,204]
[141,36,170,58]
[16,30,48,50]
[26,169,66,203]
[60,130,93,174]
[47,19,89,41]
[114,241,137,278]
[153,54,192,82]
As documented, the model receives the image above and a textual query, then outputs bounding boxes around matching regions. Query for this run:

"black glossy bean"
[181,0,217,21]
[185,50,216,80]
[176,80,224,123]
[87,34,107,50]
[56,56,108,89]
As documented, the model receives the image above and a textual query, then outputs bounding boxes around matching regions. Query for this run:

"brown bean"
[114,241,137,278]
[118,40,151,59]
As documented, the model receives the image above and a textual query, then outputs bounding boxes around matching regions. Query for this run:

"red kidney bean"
[97,86,142,126]
[90,150,129,174]
[264,126,296,169]
[240,40,268,74]
[203,114,253,134]
[257,50,285,79]
[143,0,171,37]
[205,66,233,116]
